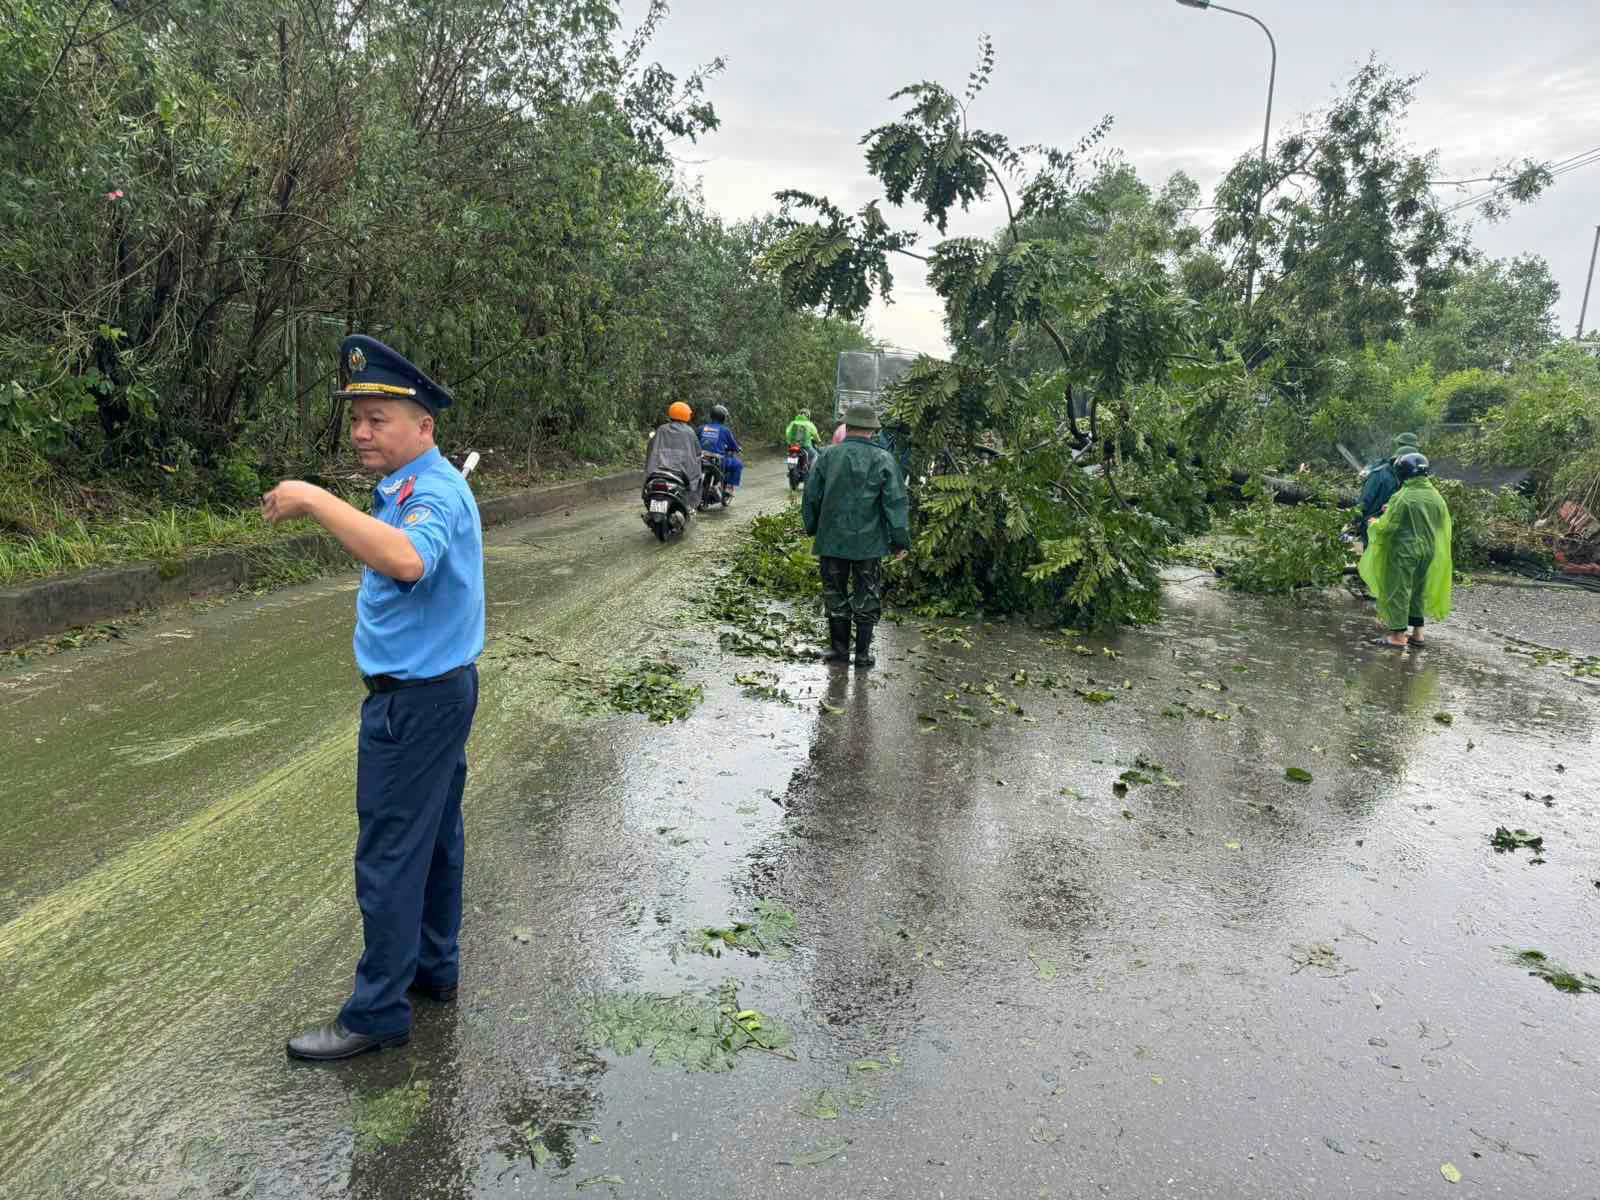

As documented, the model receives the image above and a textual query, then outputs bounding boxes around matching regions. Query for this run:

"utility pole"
[1578,225,1600,340]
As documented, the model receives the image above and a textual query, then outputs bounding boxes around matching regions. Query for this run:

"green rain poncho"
[1358,477,1454,629]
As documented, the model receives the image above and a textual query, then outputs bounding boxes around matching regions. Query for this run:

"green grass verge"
[0,503,323,587]
[0,443,642,588]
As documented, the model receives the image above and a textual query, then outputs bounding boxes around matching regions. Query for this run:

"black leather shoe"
[285,1020,408,1061]
[408,978,458,1003]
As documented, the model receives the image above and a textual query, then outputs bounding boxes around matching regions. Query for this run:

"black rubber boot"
[823,618,851,664]
[853,620,876,668]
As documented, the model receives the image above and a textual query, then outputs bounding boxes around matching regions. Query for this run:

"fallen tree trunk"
[1228,471,1359,508]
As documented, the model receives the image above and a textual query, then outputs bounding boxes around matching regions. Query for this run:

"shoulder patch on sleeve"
[402,505,434,527]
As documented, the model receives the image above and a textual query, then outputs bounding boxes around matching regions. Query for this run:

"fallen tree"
[1229,471,1359,508]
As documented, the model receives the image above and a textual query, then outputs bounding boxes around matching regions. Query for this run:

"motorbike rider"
[698,403,744,503]
[644,402,702,512]
[784,409,822,467]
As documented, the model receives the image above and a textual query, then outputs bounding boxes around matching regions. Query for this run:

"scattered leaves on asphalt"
[1511,949,1600,994]
[778,1135,851,1167]
[1433,711,1453,726]
[1285,767,1313,783]
[677,900,798,961]
[735,670,794,705]
[1440,1162,1462,1184]
[798,1089,842,1120]
[1489,827,1544,855]
[351,1079,430,1153]
[576,657,703,724]
[582,984,796,1071]
[1289,943,1351,976]
[1026,947,1058,982]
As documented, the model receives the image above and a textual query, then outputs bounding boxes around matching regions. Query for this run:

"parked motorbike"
[785,443,810,490]
[698,452,731,511]
[642,468,692,541]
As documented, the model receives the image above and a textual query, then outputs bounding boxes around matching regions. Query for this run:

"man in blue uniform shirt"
[698,403,743,502]
[262,334,485,1061]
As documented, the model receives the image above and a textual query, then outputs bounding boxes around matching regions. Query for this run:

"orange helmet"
[668,402,692,423]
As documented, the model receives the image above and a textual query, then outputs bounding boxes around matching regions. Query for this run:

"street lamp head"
[1175,0,1212,8]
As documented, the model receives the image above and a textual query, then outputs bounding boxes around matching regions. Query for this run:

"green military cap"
[842,401,881,430]
[1392,432,1418,453]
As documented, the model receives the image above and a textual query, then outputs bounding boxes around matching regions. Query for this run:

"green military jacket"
[801,437,910,560]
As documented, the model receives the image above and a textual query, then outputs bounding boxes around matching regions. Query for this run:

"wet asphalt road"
[2,464,1599,1200]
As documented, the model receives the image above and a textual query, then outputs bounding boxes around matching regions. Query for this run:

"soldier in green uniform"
[801,401,911,667]
[1356,432,1418,546]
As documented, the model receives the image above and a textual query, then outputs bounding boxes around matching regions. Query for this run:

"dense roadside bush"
[1434,478,1544,568]
[1468,348,1600,508]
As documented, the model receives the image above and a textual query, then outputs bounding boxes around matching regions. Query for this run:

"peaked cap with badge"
[338,334,453,415]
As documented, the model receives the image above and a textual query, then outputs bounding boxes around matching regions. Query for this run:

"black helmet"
[710,404,729,424]
[1394,452,1430,481]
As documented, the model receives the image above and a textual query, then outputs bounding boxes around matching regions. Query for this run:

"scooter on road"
[642,469,692,541]
[785,443,811,490]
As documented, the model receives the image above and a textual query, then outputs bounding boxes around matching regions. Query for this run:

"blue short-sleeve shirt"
[354,446,485,679]
[698,423,741,456]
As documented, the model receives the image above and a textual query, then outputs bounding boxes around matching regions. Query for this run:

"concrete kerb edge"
[0,468,646,649]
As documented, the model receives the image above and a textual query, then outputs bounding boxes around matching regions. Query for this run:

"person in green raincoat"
[1359,453,1453,648]
[784,410,822,467]
[801,401,911,668]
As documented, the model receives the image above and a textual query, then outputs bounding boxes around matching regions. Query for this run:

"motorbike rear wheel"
[653,518,668,542]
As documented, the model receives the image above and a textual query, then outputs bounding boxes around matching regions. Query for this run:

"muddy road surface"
[3,463,1598,1200]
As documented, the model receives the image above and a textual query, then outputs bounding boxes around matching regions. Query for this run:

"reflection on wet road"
[3,468,1598,1199]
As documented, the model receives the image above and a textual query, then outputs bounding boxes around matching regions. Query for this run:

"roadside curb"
[0,468,645,649]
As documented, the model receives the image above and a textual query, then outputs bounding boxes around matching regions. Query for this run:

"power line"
[1439,145,1600,216]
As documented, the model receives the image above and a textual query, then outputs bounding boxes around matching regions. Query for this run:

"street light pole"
[1176,0,1277,310]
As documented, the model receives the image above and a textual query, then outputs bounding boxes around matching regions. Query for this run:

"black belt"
[362,664,470,694]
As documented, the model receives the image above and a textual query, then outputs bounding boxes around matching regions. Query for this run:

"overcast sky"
[641,0,1600,355]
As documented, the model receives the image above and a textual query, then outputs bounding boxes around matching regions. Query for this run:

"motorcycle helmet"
[1394,452,1430,481]
[668,401,692,423]
[710,404,729,424]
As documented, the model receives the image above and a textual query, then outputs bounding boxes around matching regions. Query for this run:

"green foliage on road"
[582,984,794,1071]
[680,899,799,960]
[582,658,703,724]
[1221,500,1348,595]
[728,509,820,600]
[702,507,825,661]
[1513,950,1600,995]
[351,1079,431,1153]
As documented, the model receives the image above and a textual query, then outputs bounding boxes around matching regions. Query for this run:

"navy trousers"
[339,666,478,1037]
